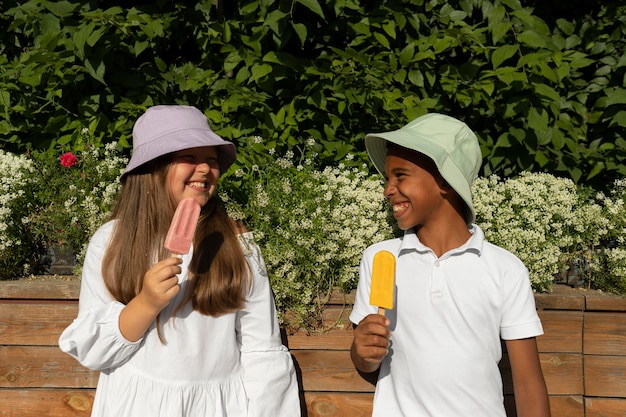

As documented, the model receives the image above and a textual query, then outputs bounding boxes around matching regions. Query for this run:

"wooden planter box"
[1,276,625,417]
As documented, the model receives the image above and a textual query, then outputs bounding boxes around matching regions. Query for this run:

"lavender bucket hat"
[120,105,237,182]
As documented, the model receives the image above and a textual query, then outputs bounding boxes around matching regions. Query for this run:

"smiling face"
[166,146,220,207]
[383,145,447,231]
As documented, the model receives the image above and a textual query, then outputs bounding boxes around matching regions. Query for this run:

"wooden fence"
[1,276,625,417]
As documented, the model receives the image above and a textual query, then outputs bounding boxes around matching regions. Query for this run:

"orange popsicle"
[164,197,201,255]
[369,250,396,316]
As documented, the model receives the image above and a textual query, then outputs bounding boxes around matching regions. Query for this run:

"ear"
[439,179,452,192]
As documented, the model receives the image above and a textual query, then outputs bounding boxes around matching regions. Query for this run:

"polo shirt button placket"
[431,258,444,300]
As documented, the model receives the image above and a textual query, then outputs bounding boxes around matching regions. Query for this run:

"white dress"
[59,221,300,417]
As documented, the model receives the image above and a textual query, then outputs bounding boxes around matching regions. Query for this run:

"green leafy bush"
[1,0,625,191]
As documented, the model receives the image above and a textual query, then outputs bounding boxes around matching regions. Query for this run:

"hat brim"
[121,128,236,182]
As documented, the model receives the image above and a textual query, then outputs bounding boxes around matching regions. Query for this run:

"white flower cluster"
[0,151,34,253]
[473,172,617,291]
[225,146,394,327]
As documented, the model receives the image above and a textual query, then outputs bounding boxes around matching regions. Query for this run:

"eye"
[173,153,195,162]
[206,157,220,169]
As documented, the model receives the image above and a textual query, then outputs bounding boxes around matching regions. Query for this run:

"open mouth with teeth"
[188,181,207,189]
[392,202,409,213]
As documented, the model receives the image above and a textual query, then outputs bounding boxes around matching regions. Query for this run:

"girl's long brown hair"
[101,157,250,317]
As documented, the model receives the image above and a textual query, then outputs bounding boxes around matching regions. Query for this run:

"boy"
[349,113,551,417]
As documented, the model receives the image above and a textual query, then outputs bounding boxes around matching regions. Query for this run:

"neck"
[414,218,471,258]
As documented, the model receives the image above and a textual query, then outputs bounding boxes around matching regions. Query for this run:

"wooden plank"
[0,346,99,388]
[584,355,626,397]
[549,395,585,417]
[304,392,373,417]
[534,286,585,311]
[0,389,95,417]
[584,312,626,355]
[287,328,353,350]
[540,353,584,395]
[585,292,626,312]
[537,310,583,353]
[507,395,585,417]
[0,277,80,300]
[585,397,626,417]
[0,303,78,346]
[291,350,375,393]
[500,353,583,396]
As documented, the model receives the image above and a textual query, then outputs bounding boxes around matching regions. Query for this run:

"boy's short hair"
[365,113,482,223]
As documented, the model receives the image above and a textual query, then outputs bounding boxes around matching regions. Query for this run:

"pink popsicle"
[164,197,201,255]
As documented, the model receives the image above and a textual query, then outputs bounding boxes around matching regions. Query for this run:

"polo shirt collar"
[399,224,484,257]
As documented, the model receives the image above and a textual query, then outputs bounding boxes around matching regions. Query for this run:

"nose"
[196,161,210,174]
[383,180,395,199]
[196,159,220,176]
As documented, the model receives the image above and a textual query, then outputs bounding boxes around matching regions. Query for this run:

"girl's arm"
[118,256,181,341]
[236,233,301,417]
[59,222,180,370]
[506,337,551,417]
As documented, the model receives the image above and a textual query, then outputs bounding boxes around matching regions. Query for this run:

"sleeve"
[58,223,142,371]
[235,234,301,417]
[348,247,378,326]
[500,254,544,340]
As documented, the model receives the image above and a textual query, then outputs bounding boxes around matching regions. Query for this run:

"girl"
[59,105,300,417]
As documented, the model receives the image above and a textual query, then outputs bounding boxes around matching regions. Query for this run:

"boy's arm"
[505,337,551,417]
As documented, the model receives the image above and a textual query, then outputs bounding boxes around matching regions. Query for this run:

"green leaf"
[84,58,106,84]
[551,127,565,149]
[87,27,106,47]
[609,111,626,127]
[249,63,273,84]
[535,149,549,166]
[534,84,561,103]
[399,43,415,67]
[382,21,396,39]
[491,44,518,69]
[517,31,547,48]
[606,89,626,106]
[134,40,148,56]
[235,66,250,85]
[392,69,405,83]
[492,22,512,44]
[296,0,325,20]
[408,70,424,87]
[43,0,77,17]
[291,22,307,46]
[528,107,549,134]
[374,32,390,49]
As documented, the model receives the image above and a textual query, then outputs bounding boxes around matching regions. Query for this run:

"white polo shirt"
[349,225,543,417]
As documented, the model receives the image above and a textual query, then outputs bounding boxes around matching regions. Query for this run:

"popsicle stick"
[378,307,385,317]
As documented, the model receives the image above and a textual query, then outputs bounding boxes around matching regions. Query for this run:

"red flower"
[59,152,77,167]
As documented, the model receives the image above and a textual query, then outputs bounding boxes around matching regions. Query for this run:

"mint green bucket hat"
[365,113,482,223]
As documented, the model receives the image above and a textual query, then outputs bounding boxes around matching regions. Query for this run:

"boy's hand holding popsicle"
[350,250,396,373]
